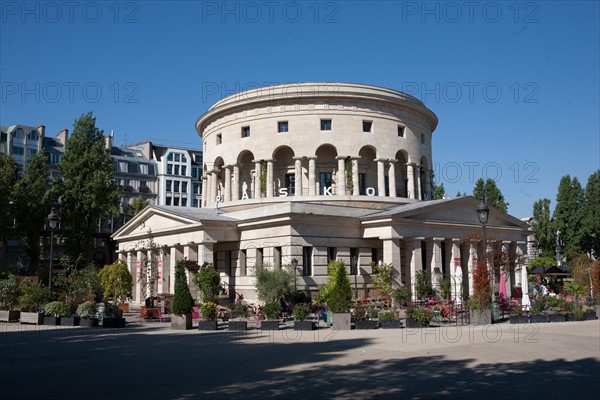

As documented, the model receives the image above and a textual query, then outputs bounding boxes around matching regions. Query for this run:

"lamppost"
[555,230,562,267]
[47,207,59,289]
[475,199,491,301]
[291,258,298,292]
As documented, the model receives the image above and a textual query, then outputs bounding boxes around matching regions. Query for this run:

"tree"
[431,181,446,200]
[472,178,508,212]
[254,263,294,303]
[128,196,149,217]
[98,260,132,304]
[13,153,51,274]
[317,260,353,313]
[531,198,554,256]
[582,170,600,257]
[528,256,557,271]
[371,263,393,298]
[172,260,194,315]
[0,155,19,243]
[552,175,585,257]
[194,265,221,303]
[57,112,120,265]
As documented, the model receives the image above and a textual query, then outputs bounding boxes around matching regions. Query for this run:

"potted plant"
[19,280,50,325]
[260,301,282,331]
[545,297,568,322]
[98,260,132,313]
[58,301,79,326]
[467,261,492,326]
[43,301,64,325]
[509,306,529,324]
[228,301,251,331]
[529,298,548,323]
[354,304,377,329]
[380,310,402,329]
[0,274,21,322]
[293,303,314,331]
[405,307,434,328]
[77,301,99,327]
[102,303,125,328]
[171,260,195,330]
[318,260,353,330]
[194,265,221,304]
[198,302,219,330]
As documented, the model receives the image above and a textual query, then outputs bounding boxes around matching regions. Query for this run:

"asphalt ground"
[1,319,598,400]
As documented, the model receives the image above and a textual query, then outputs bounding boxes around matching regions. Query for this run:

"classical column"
[198,242,215,266]
[135,250,145,304]
[294,157,303,196]
[224,166,232,202]
[407,237,424,301]
[424,168,432,200]
[232,165,240,201]
[210,170,218,205]
[308,157,316,196]
[406,163,415,199]
[383,238,402,288]
[431,238,443,294]
[336,156,346,195]
[502,241,513,298]
[388,159,397,198]
[468,240,478,296]
[169,246,183,294]
[266,159,274,198]
[201,176,208,207]
[157,252,167,295]
[376,159,386,196]
[450,239,462,305]
[126,251,137,302]
[415,165,422,200]
[254,160,262,198]
[352,157,359,196]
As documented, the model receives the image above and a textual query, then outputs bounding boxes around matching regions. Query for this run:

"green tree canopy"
[318,260,353,313]
[431,181,446,200]
[552,175,585,256]
[582,170,600,257]
[172,260,194,315]
[98,260,132,304]
[254,263,294,303]
[128,196,149,217]
[57,112,120,265]
[472,178,509,213]
[0,154,19,242]
[531,198,554,256]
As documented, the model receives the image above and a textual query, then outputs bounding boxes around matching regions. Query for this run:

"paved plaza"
[1,319,599,399]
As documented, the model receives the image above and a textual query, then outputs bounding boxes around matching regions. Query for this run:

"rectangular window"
[241,249,247,276]
[256,248,263,267]
[302,247,313,276]
[182,182,188,192]
[217,133,222,145]
[193,198,199,207]
[320,119,332,131]
[327,247,337,262]
[166,196,172,206]
[167,164,173,174]
[193,183,199,194]
[359,173,366,195]
[278,121,288,133]
[350,248,359,275]
[181,198,187,207]
[174,153,180,162]
[192,167,198,179]
[166,180,172,192]
[285,173,295,196]
[398,125,405,137]
[319,172,332,195]
[174,165,180,175]
[274,247,282,269]
[362,120,372,132]
[181,166,187,176]
[371,248,378,264]
[174,181,180,192]
[167,153,174,161]
[173,197,179,206]
[241,126,250,138]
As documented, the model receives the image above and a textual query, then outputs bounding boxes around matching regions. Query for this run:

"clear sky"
[1,0,598,218]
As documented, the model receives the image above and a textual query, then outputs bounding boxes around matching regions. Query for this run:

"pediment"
[112,207,201,239]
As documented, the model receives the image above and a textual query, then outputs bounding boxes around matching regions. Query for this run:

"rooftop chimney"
[57,128,68,146]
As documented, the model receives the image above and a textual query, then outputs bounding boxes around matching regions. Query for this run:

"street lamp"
[47,207,59,289]
[291,258,298,292]
[555,230,562,267]
[475,200,491,300]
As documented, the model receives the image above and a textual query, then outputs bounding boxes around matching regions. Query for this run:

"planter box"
[355,320,378,329]
[103,317,126,328]
[405,317,429,328]
[61,316,80,326]
[171,314,193,330]
[228,320,248,331]
[331,312,352,330]
[260,320,280,331]
[43,316,61,326]
[470,309,492,326]
[118,303,129,313]
[20,312,43,325]
[381,320,402,329]
[198,320,218,331]
[530,315,548,323]
[547,314,567,323]
[293,320,315,331]
[584,312,598,320]
[79,318,99,327]
[0,310,20,322]
[509,315,530,324]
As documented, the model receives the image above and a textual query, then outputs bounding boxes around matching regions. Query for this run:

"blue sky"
[1,0,598,218]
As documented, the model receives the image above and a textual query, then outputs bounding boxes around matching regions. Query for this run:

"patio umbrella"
[521,266,531,311]
[499,271,507,299]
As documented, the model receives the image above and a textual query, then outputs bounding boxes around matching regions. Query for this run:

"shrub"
[415,269,433,300]
[200,302,218,320]
[230,302,251,320]
[563,282,585,297]
[18,281,50,312]
[172,260,194,315]
[292,303,310,321]
[353,304,368,321]
[77,301,98,318]
[381,311,398,321]
[98,260,132,304]
[371,263,394,298]
[571,304,585,321]
[255,263,294,303]
[406,307,434,325]
[104,303,122,318]
[392,286,411,307]
[439,277,452,300]
[262,301,281,320]
[318,260,352,313]
[194,266,221,303]
[54,265,100,304]
[470,260,491,309]
[0,275,21,310]
[44,301,64,317]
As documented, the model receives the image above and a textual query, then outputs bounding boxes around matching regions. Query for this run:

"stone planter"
[293,320,315,331]
[405,317,429,328]
[381,320,402,329]
[260,320,280,331]
[355,320,378,329]
[530,315,548,323]
[547,314,567,323]
[198,320,218,331]
[331,312,352,330]
[43,316,61,326]
[79,318,99,327]
[171,313,192,330]
[103,317,126,328]
[584,312,597,320]
[509,315,530,324]
[470,309,492,326]
[0,310,20,322]
[228,320,248,331]
[20,312,44,325]
[61,316,80,326]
